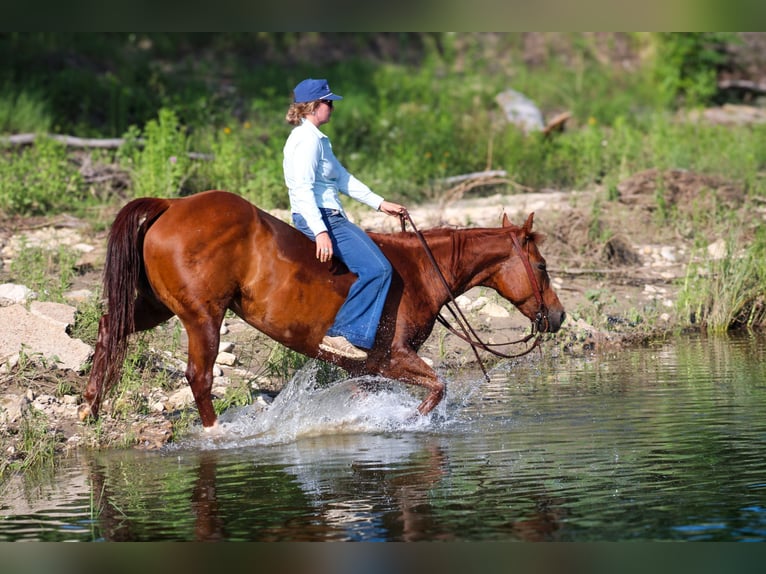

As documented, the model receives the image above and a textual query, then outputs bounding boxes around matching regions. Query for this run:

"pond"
[2,332,765,542]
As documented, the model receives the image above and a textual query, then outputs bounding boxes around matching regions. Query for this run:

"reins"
[398,210,546,380]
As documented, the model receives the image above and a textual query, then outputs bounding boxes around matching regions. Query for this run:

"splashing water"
[180,362,447,450]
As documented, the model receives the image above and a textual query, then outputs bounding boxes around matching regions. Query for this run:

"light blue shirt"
[283,119,384,236]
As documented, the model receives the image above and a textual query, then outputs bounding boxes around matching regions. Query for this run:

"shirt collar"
[300,117,328,139]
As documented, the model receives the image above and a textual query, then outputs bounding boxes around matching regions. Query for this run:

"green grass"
[8,241,79,303]
[677,227,766,332]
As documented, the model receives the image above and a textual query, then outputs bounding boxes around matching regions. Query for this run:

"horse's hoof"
[202,420,221,434]
[77,403,93,422]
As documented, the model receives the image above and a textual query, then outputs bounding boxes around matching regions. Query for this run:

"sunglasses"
[319,99,334,108]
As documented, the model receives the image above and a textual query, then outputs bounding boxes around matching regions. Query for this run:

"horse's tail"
[101,197,171,392]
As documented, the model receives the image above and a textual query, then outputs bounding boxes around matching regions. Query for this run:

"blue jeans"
[293,209,392,349]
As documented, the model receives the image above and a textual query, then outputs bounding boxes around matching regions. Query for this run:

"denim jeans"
[292,209,392,349]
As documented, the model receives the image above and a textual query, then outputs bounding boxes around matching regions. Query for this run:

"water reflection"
[2,332,766,541]
[82,432,568,542]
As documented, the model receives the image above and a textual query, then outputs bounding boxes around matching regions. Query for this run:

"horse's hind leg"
[182,318,223,429]
[81,295,173,421]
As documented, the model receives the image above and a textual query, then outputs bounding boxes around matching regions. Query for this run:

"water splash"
[180,362,443,450]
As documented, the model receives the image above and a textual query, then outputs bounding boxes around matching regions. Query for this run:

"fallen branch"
[1,133,128,148]
[718,79,766,95]
[1,133,214,160]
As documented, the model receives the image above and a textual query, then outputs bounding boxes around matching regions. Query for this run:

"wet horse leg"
[381,352,447,416]
[82,295,173,420]
[414,375,446,415]
[182,318,223,429]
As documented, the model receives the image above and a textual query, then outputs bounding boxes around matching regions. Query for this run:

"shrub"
[0,136,84,215]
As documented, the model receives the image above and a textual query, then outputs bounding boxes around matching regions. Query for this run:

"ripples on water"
[1,332,765,541]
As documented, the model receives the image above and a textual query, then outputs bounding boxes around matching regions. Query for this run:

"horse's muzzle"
[537,308,565,333]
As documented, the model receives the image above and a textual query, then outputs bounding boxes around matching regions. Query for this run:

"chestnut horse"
[80,190,565,428]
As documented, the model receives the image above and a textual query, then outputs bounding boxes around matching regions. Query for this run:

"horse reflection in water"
[86,443,566,542]
[81,190,564,428]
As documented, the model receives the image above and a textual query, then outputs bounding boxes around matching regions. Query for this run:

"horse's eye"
[537,262,547,272]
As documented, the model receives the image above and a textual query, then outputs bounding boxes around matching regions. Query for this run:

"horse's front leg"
[378,346,446,416]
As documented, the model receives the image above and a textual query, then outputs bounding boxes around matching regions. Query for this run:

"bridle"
[399,210,549,381]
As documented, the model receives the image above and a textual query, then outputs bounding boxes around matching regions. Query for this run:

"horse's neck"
[424,228,509,298]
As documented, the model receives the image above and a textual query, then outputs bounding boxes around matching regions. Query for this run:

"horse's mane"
[372,223,545,247]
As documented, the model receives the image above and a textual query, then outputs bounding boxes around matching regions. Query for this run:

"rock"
[0,394,28,424]
[495,89,545,133]
[660,246,676,263]
[64,289,94,303]
[479,302,510,318]
[30,301,76,329]
[0,303,92,371]
[707,238,727,260]
[218,341,235,353]
[215,351,236,366]
[166,387,194,410]
[0,283,35,305]
[455,295,472,309]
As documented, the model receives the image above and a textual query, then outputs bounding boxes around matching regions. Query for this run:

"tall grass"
[677,227,766,332]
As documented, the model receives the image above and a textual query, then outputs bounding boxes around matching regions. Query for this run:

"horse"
[80,190,565,428]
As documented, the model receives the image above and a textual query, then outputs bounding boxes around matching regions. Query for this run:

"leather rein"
[398,211,548,380]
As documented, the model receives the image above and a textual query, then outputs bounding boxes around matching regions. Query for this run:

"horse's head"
[485,212,565,333]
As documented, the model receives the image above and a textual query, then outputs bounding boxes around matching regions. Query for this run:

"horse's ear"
[502,212,511,227]
[522,212,535,234]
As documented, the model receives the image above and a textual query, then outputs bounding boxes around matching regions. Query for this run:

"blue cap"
[292,78,343,103]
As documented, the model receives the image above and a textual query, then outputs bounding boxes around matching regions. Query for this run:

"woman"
[283,78,407,361]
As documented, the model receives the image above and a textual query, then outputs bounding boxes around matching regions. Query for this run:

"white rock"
[218,341,235,353]
[215,351,236,366]
[166,387,194,410]
[495,89,545,133]
[0,394,27,424]
[479,302,510,318]
[64,289,94,303]
[707,238,727,260]
[660,246,676,262]
[455,295,472,309]
[468,296,490,311]
[30,301,76,329]
[0,304,92,371]
[0,283,35,304]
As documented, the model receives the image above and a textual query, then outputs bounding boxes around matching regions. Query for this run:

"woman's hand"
[315,231,333,262]
[378,200,407,217]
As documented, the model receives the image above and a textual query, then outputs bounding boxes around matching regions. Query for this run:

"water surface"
[2,332,765,541]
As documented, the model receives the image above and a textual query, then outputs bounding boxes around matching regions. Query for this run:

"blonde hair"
[285,101,321,126]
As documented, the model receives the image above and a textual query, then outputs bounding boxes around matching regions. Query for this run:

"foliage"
[70,294,105,347]
[8,241,78,303]
[677,227,766,332]
[0,89,52,133]
[117,108,193,198]
[0,136,85,216]
[652,33,740,108]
